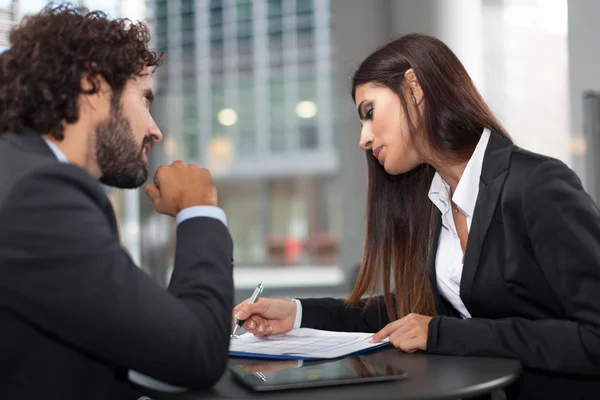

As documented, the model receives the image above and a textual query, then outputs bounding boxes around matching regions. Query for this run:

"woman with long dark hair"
[233,34,600,397]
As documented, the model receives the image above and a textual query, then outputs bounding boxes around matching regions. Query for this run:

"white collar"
[43,138,69,164]
[428,128,491,218]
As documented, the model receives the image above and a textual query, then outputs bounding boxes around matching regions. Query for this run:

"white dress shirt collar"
[43,137,69,164]
[428,128,491,218]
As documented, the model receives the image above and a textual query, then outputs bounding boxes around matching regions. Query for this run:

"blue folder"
[229,341,389,360]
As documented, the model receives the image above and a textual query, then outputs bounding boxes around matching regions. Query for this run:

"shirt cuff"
[175,206,227,227]
[293,299,302,329]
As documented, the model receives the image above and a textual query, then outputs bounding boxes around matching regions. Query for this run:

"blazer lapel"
[460,132,514,312]
[428,208,442,294]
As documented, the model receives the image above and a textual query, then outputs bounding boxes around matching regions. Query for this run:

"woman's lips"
[373,146,383,160]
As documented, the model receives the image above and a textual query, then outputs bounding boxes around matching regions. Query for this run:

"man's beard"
[97,100,151,189]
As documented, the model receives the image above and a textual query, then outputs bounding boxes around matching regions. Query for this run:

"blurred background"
[2,0,598,302]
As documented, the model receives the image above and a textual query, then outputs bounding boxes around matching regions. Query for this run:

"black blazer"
[300,132,600,399]
[0,130,234,399]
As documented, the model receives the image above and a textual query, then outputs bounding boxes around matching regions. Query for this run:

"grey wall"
[331,0,393,284]
[568,0,600,135]
[568,0,600,184]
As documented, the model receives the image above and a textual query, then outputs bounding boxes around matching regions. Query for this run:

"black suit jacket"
[0,130,234,399]
[300,132,600,399]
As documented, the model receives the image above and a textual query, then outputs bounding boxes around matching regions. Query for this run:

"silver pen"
[231,281,264,338]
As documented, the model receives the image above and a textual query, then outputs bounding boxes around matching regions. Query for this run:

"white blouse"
[428,128,491,319]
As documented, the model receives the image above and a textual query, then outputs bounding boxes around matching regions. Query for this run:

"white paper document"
[229,328,390,360]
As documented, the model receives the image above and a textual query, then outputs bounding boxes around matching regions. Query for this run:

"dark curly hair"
[0,3,164,139]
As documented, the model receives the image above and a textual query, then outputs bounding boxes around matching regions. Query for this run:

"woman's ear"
[404,68,423,106]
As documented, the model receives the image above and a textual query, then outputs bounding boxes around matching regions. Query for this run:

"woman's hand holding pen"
[232,298,297,336]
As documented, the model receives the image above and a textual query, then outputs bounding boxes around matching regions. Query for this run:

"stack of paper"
[229,328,390,360]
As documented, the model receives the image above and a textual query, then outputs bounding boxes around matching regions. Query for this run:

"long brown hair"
[347,34,510,321]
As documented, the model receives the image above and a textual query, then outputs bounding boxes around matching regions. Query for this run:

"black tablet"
[229,356,407,391]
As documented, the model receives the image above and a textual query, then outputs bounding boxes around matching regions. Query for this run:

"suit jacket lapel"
[460,132,514,312]
[428,207,442,302]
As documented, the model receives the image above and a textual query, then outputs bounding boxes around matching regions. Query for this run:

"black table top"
[132,347,522,400]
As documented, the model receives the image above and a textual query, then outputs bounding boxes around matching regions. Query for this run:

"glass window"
[296,11,314,30]
[210,5,223,26]
[268,31,283,70]
[181,0,194,13]
[298,74,316,106]
[183,91,197,129]
[155,16,168,35]
[182,47,196,77]
[182,29,196,46]
[268,0,282,17]
[269,108,286,152]
[297,27,314,48]
[238,34,253,54]
[299,124,318,149]
[211,41,224,78]
[237,79,256,156]
[155,0,167,17]
[297,47,315,65]
[268,31,283,50]
[218,181,264,264]
[269,76,284,100]
[237,54,254,73]
[268,19,282,35]
[237,2,252,22]
[297,0,313,13]
[182,12,194,31]
[183,132,198,159]
[268,75,285,152]
[237,20,253,38]
[115,0,339,287]
[211,82,225,136]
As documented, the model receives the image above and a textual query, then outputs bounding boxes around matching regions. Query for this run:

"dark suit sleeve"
[299,296,391,333]
[427,159,600,375]
[0,164,234,387]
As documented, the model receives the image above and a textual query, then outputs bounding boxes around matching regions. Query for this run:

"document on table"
[229,328,390,360]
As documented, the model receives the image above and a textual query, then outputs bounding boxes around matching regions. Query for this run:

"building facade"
[0,0,16,52]
[148,0,341,272]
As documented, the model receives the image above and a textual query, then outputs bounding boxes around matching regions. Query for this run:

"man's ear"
[80,74,110,112]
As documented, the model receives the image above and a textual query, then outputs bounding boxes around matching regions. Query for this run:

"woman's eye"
[366,108,373,120]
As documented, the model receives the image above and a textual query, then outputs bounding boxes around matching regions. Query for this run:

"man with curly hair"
[0,4,234,398]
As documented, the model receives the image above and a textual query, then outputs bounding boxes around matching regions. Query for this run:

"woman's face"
[355,81,423,175]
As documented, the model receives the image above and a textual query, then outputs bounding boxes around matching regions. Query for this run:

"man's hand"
[371,313,432,353]
[144,161,217,217]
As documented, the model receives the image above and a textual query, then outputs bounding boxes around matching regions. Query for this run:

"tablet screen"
[229,355,407,391]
